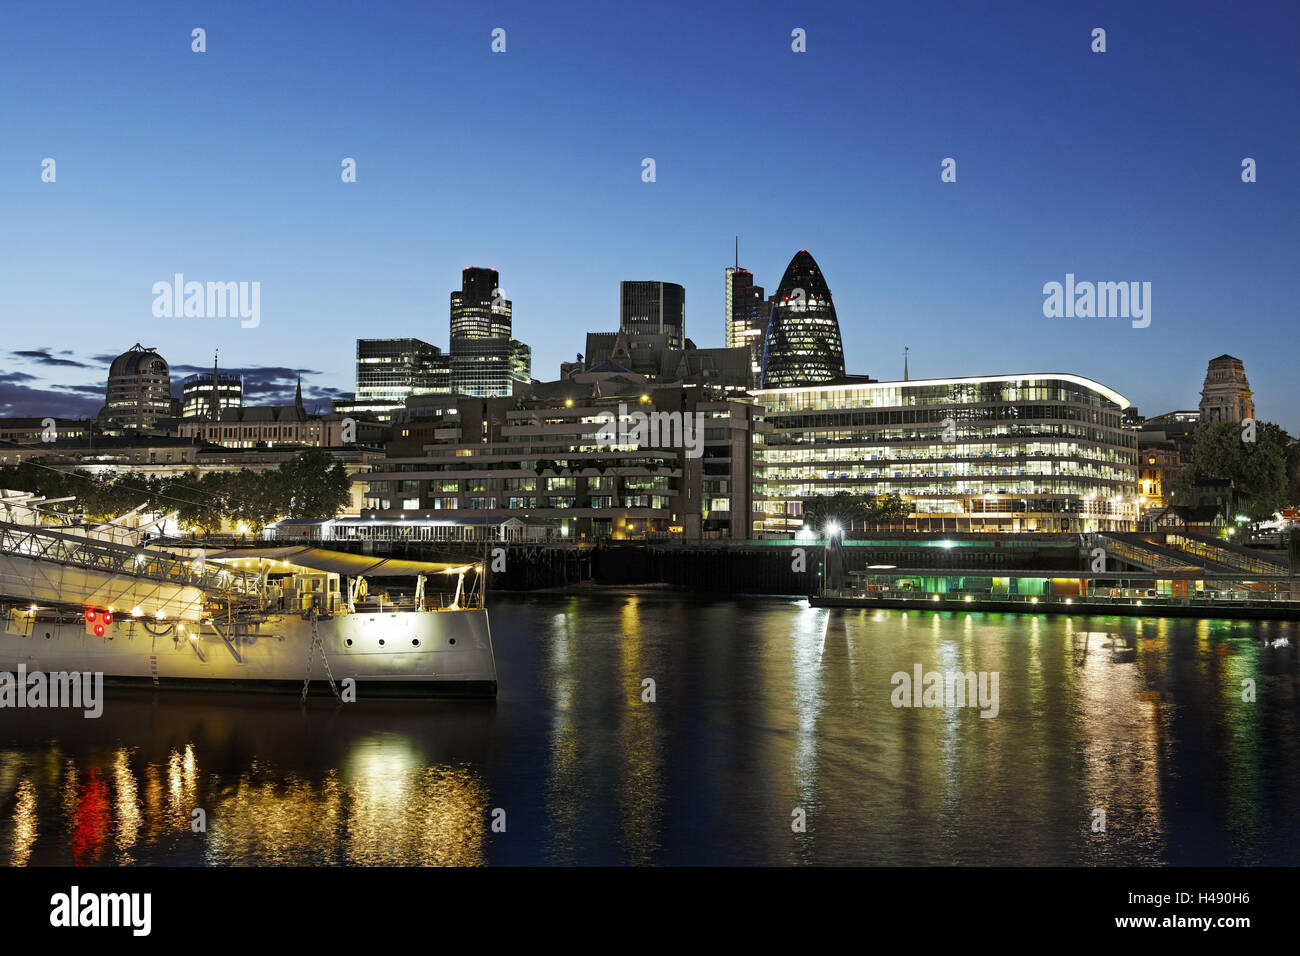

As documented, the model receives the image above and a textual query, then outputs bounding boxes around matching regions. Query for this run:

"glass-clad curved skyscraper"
[761,250,845,388]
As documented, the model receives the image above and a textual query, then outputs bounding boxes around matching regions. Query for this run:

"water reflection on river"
[1,593,1297,865]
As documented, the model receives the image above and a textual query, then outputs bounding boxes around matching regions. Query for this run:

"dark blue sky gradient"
[1,1,1296,427]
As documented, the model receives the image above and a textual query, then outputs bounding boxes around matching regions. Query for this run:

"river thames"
[1,592,1297,866]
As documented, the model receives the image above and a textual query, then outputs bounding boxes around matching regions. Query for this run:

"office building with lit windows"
[181,371,243,419]
[752,373,1138,534]
[355,338,451,403]
[620,281,685,349]
[359,368,764,540]
[450,267,512,340]
[761,249,845,388]
[102,343,176,430]
[448,266,532,396]
[725,266,771,388]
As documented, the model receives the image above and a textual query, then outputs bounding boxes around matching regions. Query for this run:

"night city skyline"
[2,0,1299,928]
[1,0,1296,431]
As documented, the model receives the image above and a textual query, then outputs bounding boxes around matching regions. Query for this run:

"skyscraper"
[725,247,771,389]
[449,267,532,397]
[1198,354,1255,424]
[450,267,513,340]
[761,250,845,388]
[356,338,450,403]
[620,281,685,349]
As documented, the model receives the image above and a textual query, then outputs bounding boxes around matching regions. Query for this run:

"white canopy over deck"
[203,547,478,578]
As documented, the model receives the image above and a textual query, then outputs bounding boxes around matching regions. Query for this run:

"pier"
[812,573,1300,621]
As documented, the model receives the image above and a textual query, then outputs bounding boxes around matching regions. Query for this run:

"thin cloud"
[0,381,101,419]
[11,348,93,369]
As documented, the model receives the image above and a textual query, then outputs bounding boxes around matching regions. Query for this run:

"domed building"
[761,250,845,388]
[103,343,174,430]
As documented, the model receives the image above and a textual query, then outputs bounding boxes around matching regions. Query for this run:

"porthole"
[378,639,385,646]
[345,638,353,647]
[449,637,456,645]
[411,639,419,646]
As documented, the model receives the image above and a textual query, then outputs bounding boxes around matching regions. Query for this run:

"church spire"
[209,349,220,421]
[294,372,303,411]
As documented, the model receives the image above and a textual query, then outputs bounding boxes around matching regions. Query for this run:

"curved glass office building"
[752,373,1138,533]
[761,250,845,387]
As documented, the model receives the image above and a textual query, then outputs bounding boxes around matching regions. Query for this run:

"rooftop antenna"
[904,346,909,382]
[735,234,739,271]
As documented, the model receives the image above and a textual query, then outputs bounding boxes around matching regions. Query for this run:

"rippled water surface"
[2,593,1297,865]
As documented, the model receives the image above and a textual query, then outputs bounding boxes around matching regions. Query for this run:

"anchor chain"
[300,607,341,704]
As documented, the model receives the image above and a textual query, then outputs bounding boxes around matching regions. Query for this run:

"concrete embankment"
[810,593,1300,621]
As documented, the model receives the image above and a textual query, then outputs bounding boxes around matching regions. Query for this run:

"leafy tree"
[164,471,227,534]
[273,449,352,519]
[226,468,281,531]
[1171,420,1290,519]
[1288,439,1300,507]
[802,491,910,532]
[4,450,354,532]
[802,491,867,530]
[862,492,910,524]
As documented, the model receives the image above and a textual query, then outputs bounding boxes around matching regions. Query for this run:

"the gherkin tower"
[761,250,845,387]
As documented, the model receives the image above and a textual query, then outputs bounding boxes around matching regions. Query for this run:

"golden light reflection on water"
[616,596,663,863]
[0,598,1295,866]
[336,742,487,866]
[207,741,488,866]
[1072,624,1167,863]
[542,598,583,863]
[790,607,829,792]
[113,749,141,862]
[1,734,488,866]
[10,779,35,866]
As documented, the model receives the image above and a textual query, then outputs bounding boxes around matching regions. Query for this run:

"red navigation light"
[103,611,114,625]
[85,608,97,622]
[93,624,105,636]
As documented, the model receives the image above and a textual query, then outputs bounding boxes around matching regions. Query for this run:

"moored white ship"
[0,492,497,699]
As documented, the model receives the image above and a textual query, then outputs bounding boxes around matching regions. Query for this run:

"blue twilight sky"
[0,0,1296,428]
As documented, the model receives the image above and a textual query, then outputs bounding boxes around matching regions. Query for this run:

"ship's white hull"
[1,607,497,699]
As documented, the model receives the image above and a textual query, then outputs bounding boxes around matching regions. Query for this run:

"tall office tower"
[182,354,243,419]
[450,267,512,340]
[449,266,532,396]
[1198,354,1255,424]
[761,249,845,388]
[449,338,532,397]
[725,245,771,388]
[620,281,685,349]
[103,343,173,429]
[356,338,451,403]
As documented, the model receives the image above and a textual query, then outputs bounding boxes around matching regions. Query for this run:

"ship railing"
[0,519,260,599]
[350,592,483,612]
[247,592,483,618]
